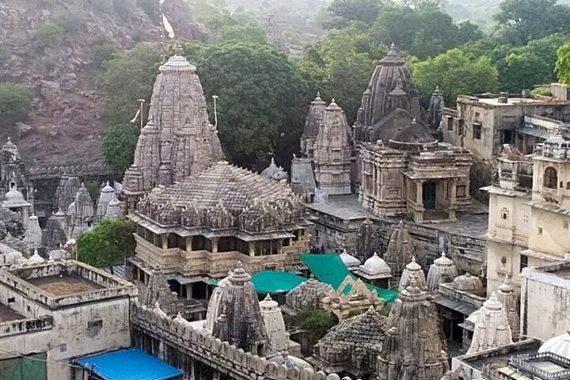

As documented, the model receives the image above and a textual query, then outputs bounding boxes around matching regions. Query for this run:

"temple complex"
[128,161,310,319]
[123,51,223,212]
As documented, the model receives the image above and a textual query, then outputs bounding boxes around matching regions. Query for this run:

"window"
[447,116,453,131]
[7,297,14,303]
[473,124,482,139]
[538,227,543,235]
[457,120,464,136]
[544,167,558,189]
[87,319,103,337]
[566,182,570,190]
[502,130,515,144]
[501,208,509,220]
[520,254,528,272]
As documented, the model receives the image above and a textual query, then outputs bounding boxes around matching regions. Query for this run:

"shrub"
[91,36,118,68]
[103,124,139,173]
[56,10,87,34]
[0,84,33,128]
[33,21,65,51]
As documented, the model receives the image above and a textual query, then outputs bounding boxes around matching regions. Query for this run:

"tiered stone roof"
[300,93,327,157]
[285,275,334,312]
[426,251,458,292]
[384,221,413,279]
[378,274,448,380]
[496,275,520,342]
[312,308,387,377]
[260,158,288,182]
[468,292,513,354]
[136,161,306,234]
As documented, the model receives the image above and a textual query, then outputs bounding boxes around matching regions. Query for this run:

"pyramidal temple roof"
[136,161,306,232]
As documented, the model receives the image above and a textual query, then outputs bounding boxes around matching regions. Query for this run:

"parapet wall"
[0,315,53,338]
[131,303,354,380]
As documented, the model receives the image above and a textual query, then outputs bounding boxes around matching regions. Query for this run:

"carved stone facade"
[311,308,387,378]
[300,93,327,158]
[467,293,513,354]
[359,120,472,223]
[322,275,385,320]
[378,274,448,380]
[285,275,334,313]
[313,100,352,195]
[383,221,413,280]
[123,52,223,212]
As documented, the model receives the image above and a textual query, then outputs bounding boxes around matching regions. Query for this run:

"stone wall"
[131,303,354,380]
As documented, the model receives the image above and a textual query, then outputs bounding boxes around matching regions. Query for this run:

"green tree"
[103,124,139,172]
[413,48,498,106]
[193,42,311,169]
[494,0,570,45]
[556,42,570,85]
[0,84,33,128]
[218,22,268,45]
[98,42,162,126]
[76,218,136,271]
[324,0,385,29]
[295,310,338,344]
[33,21,65,51]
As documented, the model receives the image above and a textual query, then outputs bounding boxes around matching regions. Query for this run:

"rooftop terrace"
[0,260,137,309]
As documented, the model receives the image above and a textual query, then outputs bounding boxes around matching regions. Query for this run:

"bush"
[0,84,33,128]
[91,36,118,68]
[76,218,136,270]
[56,10,87,34]
[296,310,338,344]
[103,125,139,173]
[136,0,160,19]
[33,21,65,51]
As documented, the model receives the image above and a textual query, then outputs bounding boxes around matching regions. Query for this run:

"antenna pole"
[212,95,219,128]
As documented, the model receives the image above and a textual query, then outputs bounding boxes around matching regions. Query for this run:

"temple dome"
[5,187,25,203]
[389,119,437,150]
[453,272,483,292]
[269,352,313,372]
[285,275,333,312]
[426,251,458,292]
[2,137,20,159]
[361,252,391,276]
[398,257,426,291]
[340,249,361,268]
[29,250,44,264]
[136,161,305,233]
[539,331,570,359]
[159,53,197,73]
[261,158,288,182]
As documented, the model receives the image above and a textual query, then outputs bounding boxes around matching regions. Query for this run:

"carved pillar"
[249,242,255,257]
[211,238,219,254]
[416,180,425,223]
[449,178,457,221]
[186,236,193,253]
[161,234,168,250]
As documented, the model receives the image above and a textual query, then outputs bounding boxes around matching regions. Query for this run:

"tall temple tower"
[123,51,223,212]
[300,93,327,158]
[313,99,352,195]
[378,273,448,380]
[353,44,422,143]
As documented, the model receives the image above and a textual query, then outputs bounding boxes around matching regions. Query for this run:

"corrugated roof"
[76,348,182,380]
[210,270,306,294]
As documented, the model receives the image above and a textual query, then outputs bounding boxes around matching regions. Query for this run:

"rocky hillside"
[0,0,208,167]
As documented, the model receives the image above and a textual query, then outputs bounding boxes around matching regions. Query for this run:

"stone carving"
[353,44,422,143]
[313,100,352,195]
[0,138,30,202]
[207,261,268,355]
[322,275,385,320]
[398,257,427,291]
[495,275,520,342]
[54,175,80,212]
[384,221,413,279]
[468,292,513,354]
[23,215,42,254]
[427,86,444,130]
[259,294,289,356]
[312,307,387,378]
[139,273,180,316]
[42,209,68,250]
[300,93,327,158]
[95,181,119,221]
[123,51,223,211]
[261,158,288,182]
[67,183,94,236]
[378,274,448,380]
[452,272,483,292]
[285,275,334,313]
[136,161,305,234]
[426,251,458,292]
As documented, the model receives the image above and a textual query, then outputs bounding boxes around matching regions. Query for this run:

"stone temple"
[123,51,223,212]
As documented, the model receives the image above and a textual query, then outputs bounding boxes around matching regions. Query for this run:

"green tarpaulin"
[300,253,398,303]
[209,271,306,294]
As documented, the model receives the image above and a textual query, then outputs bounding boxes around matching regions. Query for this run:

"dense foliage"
[0,84,33,128]
[76,218,136,270]
[95,0,570,172]
[295,310,339,345]
[103,124,140,173]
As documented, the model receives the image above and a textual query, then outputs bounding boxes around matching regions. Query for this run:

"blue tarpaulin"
[76,348,182,380]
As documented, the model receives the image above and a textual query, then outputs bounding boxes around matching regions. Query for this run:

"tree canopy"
[76,218,136,270]
[413,48,499,106]
[103,124,139,173]
[556,42,570,85]
[0,84,33,128]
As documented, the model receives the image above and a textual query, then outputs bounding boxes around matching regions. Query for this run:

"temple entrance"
[422,182,436,209]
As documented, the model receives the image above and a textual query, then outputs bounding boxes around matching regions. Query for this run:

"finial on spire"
[411,118,417,124]
[390,42,396,50]
[173,42,184,56]
[316,91,321,99]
